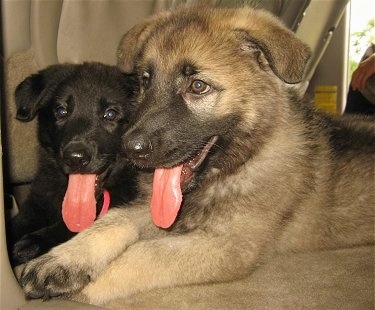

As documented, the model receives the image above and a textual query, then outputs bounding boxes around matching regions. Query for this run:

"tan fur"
[20,6,374,306]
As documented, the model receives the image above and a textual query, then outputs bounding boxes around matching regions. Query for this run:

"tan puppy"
[20,6,374,306]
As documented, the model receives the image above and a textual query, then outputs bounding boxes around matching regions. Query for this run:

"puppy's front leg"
[76,232,260,306]
[20,206,149,299]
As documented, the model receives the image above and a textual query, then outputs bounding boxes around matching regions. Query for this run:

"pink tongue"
[62,174,97,232]
[151,165,183,228]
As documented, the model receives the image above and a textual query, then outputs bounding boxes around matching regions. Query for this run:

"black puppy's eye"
[103,108,117,121]
[55,106,68,119]
[190,80,211,95]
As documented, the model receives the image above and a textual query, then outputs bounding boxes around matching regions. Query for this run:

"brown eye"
[55,106,68,119]
[190,80,211,95]
[103,108,117,121]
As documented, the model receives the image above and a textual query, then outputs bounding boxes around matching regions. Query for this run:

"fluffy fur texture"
[19,6,374,306]
[8,63,139,266]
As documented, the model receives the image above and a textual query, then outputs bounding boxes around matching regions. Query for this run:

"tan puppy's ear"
[233,9,311,84]
[117,11,171,72]
[117,22,149,72]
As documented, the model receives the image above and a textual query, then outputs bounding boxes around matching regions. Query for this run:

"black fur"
[8,62,139,265]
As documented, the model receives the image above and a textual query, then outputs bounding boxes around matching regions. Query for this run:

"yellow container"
[314,85,337,115]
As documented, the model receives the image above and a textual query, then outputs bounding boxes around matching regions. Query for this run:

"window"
[348,0,375,78]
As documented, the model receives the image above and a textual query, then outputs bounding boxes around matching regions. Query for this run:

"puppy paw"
[20,254,92,299]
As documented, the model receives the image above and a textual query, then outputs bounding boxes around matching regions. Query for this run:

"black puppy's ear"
[15,64,76,121]
[15,72,47,121]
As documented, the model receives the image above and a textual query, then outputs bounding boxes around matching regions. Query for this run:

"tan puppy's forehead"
[140,17,244,80]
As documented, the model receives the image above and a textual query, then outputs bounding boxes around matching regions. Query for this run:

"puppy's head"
[15,62,137,174]
[118,6,311,185]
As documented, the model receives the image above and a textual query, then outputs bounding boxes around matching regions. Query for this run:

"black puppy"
[8,62,138,266]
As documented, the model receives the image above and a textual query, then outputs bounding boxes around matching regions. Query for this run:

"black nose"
[63,145,92,169]
[124,135,152,159]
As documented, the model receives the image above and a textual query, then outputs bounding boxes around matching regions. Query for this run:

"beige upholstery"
[2,1,371,310]
[18,246,375,310]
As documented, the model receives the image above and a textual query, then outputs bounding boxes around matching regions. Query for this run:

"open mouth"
[180,136,219,189]
[150,136,218,229]
[62,168,110,233]
[94,169,109,197]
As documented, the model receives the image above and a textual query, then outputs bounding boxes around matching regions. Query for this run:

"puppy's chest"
[173,177,247,233]
[191,167,254,208]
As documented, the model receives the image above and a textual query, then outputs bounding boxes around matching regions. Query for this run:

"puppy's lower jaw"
[180,135,218,189]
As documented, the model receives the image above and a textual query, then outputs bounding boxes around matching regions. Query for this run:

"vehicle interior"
[0,0,373,309]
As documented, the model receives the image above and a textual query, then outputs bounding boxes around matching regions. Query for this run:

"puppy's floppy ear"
[233,9,311,84]
[15,64,75,121]
[117,11,171,72]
